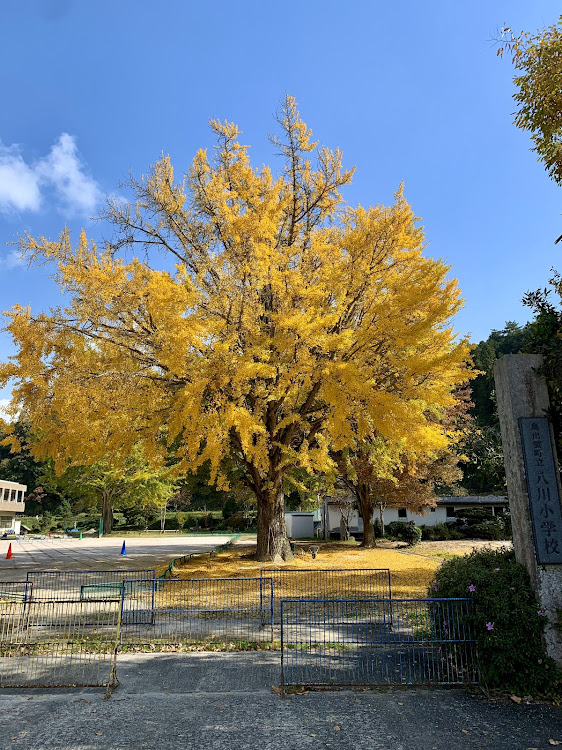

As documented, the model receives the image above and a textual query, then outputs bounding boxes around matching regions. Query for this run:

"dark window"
[446,506,455,518]
[430,507,436,512]
[398,508,407,518]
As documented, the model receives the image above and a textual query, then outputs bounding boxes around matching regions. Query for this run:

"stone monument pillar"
[494,353,562,663]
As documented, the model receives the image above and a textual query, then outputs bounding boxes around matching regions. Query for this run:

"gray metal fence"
[0,592,121,692]
[0,582,33,645]
[26,569,156,600]
[262,568,391,620]
[280,598,479,690]
[120,577,274,645]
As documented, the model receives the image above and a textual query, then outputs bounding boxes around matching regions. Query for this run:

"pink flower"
[486,622,494,631]
[538,610,546,617]
[468,584,476,592]
[432,583,438,591]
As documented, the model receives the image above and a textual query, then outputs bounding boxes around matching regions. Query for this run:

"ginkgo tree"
[39,448,177,535]
[0,97,472,561]
[337,385,471,547]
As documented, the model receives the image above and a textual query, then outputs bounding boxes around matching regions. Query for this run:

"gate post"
[494,354,562,663]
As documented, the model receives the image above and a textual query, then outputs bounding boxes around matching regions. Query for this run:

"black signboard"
[520,417,562,565]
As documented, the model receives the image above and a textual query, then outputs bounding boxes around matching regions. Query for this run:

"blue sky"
[0,0,561,408]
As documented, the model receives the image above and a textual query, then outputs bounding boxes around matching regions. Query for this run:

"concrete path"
[0,535,237,582]
[0,653,561,750]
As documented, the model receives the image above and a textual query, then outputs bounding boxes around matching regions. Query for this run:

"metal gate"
[0,581,120,693]
[120,576,275,646]
[262,568,392,620]
[280,597,479,690]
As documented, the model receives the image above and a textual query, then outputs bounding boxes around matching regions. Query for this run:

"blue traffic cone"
[120,540,127,556]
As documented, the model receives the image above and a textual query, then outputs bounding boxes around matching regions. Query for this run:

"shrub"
[373,517,383,538]
[456,507,493,526]
[385,521,421,545]
[420,525,433,540]
[471,519,506,541]
[429,522,451,540]
[222,498,240,520]
[130,511,149,529]
[429,548,561,696]
[385,521,407,539]
[401,523,422,546]
[40,512,54,534]
[223,512,248,531]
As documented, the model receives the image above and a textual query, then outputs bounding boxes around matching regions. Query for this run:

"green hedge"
[385,521,422,546]
[429,548,561,697]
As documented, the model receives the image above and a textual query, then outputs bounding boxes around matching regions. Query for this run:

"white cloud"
[0,144,41,212]
[36,133,102,214]
[0,134,101,216]
[0,249,24,270]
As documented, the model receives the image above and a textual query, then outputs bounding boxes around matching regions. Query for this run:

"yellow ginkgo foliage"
[0,96,472,561]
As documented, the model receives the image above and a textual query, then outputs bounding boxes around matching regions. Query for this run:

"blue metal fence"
[280,598,479,690]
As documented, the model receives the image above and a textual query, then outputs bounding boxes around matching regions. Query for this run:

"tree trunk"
[101,491,114,535]
[255,488,293,562]
[358,492,376,548]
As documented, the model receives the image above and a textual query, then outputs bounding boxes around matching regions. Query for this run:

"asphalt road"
[0,535,238,582]
[0,653,561,750]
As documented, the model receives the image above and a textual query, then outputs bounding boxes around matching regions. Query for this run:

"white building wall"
[0,514,18,533]
[0,479,27,533]
[323,500,508,537]
[323,501,452,536]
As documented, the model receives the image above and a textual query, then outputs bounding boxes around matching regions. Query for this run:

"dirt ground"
[410,539,513,562]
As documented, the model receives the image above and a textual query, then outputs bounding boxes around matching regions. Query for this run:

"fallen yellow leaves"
[172,542,440,598]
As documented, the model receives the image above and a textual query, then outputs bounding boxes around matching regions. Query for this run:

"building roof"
[325,495,508,507]
[0,479,27,492]
[436,496,507,506]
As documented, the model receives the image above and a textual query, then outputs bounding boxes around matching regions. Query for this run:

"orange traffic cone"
[5,543,12,560]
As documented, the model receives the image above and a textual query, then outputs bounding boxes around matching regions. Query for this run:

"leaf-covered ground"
[164,539,513,598]
[166,542,434,598]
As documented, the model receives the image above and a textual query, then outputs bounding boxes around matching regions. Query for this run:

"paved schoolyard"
[0,653,561,750]
[0,535,238,582]
[0,540,561,749]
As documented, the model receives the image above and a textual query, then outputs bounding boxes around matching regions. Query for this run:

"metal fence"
[0,586,121,692]
[26,569,156,600]
[2,570,480,693]
[262,568,392,619]
[120,577,274,645]
[0,582,34,644]
[280,598,479,690]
